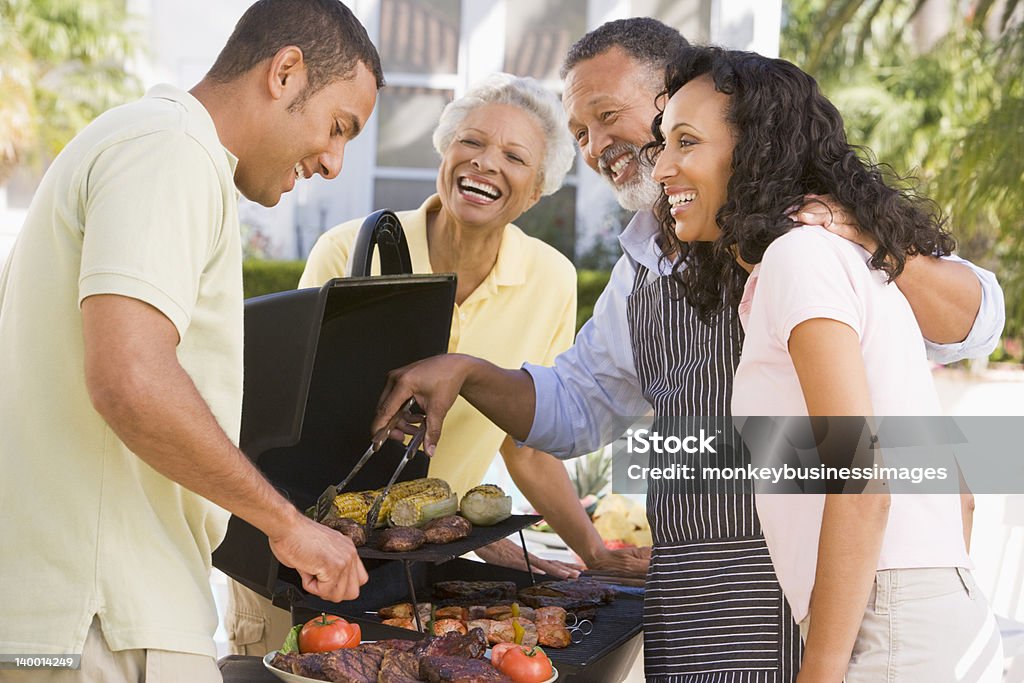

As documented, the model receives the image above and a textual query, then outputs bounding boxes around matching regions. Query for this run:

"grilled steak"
[286,646,385,683]
[516,580,612,615]
[433,581,517,603]
[378,527,426,553]
[288,651,332,680]
[419,656,513,682]
[519,579,615,603]
[378,649,421,683]
[322,516,367,547]
[269,650,302,673]
[413,628,488,659]
[372,639,419,652]
[422,515,472,544]
[516,594,599,619]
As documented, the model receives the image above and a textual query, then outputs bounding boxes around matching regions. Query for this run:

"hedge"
[243,260,612,332]
[242,260,306,299]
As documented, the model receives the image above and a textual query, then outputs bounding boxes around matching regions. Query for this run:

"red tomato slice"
[497,645,553,683]
[298,614,361,653]
[490,642,519,667]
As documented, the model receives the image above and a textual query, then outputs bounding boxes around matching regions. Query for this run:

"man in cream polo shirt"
[0,2,383,681]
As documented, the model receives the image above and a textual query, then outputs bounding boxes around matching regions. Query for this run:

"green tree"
[0,0,142,182]
[782,0,1024,339]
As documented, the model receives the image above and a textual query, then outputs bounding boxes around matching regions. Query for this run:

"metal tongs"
[565,613,594,644]
[365,420,427,530]
[313,397,422,522]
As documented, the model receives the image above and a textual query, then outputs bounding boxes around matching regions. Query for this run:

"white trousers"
[800,567,1004,682]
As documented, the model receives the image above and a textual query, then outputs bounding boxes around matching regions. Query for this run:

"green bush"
[242,260,306,299]
[243,260,613,332]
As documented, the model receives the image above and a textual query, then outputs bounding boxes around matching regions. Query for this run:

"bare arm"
[375,354,537,455]
[798,197,982,343]
[82,294,368,602]
[500,438,650,578]
[889,254,981,344]
[788,318,890,683]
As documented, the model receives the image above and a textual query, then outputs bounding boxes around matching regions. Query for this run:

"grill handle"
[348,209,413,276]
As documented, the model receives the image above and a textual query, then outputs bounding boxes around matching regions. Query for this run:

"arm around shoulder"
[912,254,1005,363]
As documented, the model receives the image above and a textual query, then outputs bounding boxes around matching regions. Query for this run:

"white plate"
[262,650,320,683]
[262,649,555,682]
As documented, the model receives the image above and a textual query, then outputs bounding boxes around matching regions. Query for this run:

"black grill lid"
[213,213,458,600]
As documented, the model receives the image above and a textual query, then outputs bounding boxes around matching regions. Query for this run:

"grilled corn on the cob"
[329,478,452,527]
[389,491,459,527]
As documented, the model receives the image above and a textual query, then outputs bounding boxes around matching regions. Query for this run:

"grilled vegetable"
[376,478,452,526]
[329,478,451,527]
[389,491,459,528]
[329,491,376,523]
[459,484,513,526]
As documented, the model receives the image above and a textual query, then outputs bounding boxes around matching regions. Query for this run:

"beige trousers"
[0,617,220,683]
[224,580,293,656]
[799,567,1004,682]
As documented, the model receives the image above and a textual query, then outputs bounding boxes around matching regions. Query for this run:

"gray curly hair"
[432,73,574,196]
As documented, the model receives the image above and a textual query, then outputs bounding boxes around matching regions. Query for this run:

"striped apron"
[626,265,802,682]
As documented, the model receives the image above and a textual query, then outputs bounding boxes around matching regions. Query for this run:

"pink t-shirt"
[732,226,969,622]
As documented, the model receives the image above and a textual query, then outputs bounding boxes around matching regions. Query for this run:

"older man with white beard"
[373,18,1004,681]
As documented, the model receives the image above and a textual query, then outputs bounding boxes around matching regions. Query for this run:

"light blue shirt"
[524,211,1005,459]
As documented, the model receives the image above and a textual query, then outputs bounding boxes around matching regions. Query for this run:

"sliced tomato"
[497,645,553,683]
[298,613,361,653]
[490,642,519,667]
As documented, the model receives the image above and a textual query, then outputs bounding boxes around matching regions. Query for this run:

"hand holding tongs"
[313,397,422,522]
[364,420,427,530]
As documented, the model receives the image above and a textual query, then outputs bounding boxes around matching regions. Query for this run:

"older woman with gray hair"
[225,73,649,656]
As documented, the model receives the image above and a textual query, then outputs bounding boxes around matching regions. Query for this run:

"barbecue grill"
[212,211,643,682]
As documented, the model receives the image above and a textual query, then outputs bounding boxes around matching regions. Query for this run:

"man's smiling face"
[563,46,663,212]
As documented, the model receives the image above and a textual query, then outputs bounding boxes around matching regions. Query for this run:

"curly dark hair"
[641,46,955,321]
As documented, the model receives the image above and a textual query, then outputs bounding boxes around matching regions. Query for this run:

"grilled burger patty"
[377,526,427,553]
[422,515,473,544]
[322,516,367,547]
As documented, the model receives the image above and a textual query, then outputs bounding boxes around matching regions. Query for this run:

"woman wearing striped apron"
[627,264,802,682]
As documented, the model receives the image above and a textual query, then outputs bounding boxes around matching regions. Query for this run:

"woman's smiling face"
[436,103,545,230]
[652,75,736,243]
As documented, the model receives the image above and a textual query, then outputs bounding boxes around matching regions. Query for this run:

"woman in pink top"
[649,47,1002,681]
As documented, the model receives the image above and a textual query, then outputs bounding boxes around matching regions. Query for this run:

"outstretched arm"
[83,294,368,603]
[500,438,650,577]
[375,354,537,456]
